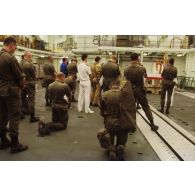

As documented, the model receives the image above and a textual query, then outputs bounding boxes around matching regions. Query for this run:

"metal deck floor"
[0,88,159,161]
[148,91,195,137]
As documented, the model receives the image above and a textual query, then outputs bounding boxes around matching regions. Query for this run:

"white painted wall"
[174,56,186,76]
[145,35,187,48]
[185,52,195,77]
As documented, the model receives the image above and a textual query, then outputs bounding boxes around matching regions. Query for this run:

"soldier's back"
[124,62,146,87]
[64,77,74,90]
[49,81,69,101]
[43,63,55,76]
[22,60,36,81]
[67,63,77,75]
[162,65,177,80]
[0,49,22,83]
[103,89,120,104]
[102,89,121,115]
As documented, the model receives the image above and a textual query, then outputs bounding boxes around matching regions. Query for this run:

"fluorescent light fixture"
[176,53,183,57]
[143,52,148,56]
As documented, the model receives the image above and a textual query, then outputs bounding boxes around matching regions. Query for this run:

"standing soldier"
[38,73,71,136]
[64,74,76,108]
[124,53,159,131]
[158,58,177,114]
[67,57,78,102]
[22,51,39,123]
[0,37,28,153]
[98,80,136,160]
[90,56,102,107]
[42,55,56,106]
[19,55,29,118]
[101,55,120,92]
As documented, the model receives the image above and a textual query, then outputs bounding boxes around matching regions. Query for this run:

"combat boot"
[157,105,164,113]
[116,145,125,161]
[165,107,170,114]
[108,145,117,161]
[136,103,141,110]
[0,132,11,149]
[38,121,50,137]
[30,113,40,123]
[10,135,28,154]
[150,120,159,131]
[20,113,25,120]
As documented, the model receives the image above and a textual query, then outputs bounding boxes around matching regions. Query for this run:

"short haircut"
[169,58,174,65]
[95,56,101,62]
[24,51,31,57]
[48,55,53,61]
[110,55,117,62]
[71,57,77,62]
[81,54,88,61]
[3,36,17,46]
[62,58,67,62]
[56,72,65,79]
[131,53,139,61]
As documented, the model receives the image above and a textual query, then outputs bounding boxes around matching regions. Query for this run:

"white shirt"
[77,62,91,81]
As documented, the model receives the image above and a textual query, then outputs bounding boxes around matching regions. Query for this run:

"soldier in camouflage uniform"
[0,37,28,153]
[38,73,71,135]
[124,53,158,131]
[101,55,120,92]
[90,56,102,106]
[158,58,177,114]
[21,51,39,123]
[64,74,76,108]
[67,57,78,102]
[42,55,56,106]
[99,80,136,160]
[19,54,28,118]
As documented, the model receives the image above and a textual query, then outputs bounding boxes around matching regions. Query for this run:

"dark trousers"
[160,83,174,108]
[91,83,101,105]
[109,129,128,146]
[0,88,21,137]
[46,104,69,131]
[72,80,77,95]
[133,87,153,122]
[45,86,51,104]
[21,87,29,114]
[25,84,36,114]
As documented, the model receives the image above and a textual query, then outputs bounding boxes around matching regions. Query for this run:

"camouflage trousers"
[24,84,36,114]
[160,83,174,108]
[45,104,69,131]
[97,128,128,149]
[91,83,101,105]
[133,87,153,122]
[0,87,21,137]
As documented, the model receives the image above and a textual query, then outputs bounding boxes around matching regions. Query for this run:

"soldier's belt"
[54,100,68,105]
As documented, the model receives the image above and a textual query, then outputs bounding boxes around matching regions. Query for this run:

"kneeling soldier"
[38,72,71,136]
[99,80,136,160]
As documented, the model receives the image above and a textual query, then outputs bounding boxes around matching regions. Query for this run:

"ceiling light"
[176,53,183,57]
[143,52,148,56]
